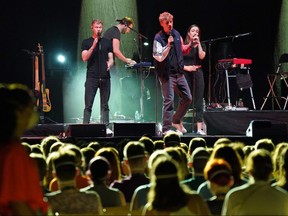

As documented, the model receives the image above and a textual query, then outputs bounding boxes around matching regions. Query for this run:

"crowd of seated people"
[2,84,288,215]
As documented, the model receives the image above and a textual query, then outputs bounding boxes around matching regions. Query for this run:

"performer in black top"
[183,24,207,135]
[81,19,113,127]
[103,17,136,65]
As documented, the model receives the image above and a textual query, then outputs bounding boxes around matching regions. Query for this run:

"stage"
[22,110,288,147]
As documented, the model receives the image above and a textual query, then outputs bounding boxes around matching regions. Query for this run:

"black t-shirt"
[81,37,113,79]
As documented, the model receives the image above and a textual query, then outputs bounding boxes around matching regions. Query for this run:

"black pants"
[83,77,110,125]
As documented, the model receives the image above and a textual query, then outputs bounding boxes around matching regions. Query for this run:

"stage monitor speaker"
[65,124,106,137]
[246,120,288,138]
[23,124,64,137]
[113,122,156,137]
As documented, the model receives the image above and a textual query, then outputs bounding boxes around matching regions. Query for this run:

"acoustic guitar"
[38,43,52,112]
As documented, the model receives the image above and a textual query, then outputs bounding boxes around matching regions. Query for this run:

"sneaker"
[172,122,187,134]
[163,129,183,136]
[106,128,113,135]
[197,129,206,135]
[180,122,187,133]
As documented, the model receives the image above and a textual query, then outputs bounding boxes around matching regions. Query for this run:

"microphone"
[234,32,252,38]
[169,31,174,47]
[97,31,101,38]
[115,19,122,22]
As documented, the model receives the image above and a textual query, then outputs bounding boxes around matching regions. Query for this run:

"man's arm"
[82,38,98,62]
[107,52,114,71]
[112,38,135,64]
[152,40,171,62]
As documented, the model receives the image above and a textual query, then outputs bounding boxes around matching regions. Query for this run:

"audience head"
[0,83,38,143]
[95,147,121,184]
[188,137,207,156]
[204,158,234,197]
[81,146,96,172]
[30,152,47,182]
[88,156,111,184]
[163,132,181,148]
[139,136,154,157]
[255,138,275,153]
[51,148,77,182]
[273,142,288,181]
[87,141,101,152]
[189,147,210,175]
[246,149,273,181]
[148,155,187,212]
[209,144,243,184]
[213,137,232,148]
[40,135,61,159]
[153,139,164,150]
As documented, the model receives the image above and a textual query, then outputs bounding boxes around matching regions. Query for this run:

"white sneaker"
[172,123,187,134]
[106,128,113,135]
[163,130,182,136]
[197,129,206,135]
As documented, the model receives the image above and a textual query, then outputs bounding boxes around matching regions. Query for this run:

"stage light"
[143,42,149,46]
[57,54,66,64]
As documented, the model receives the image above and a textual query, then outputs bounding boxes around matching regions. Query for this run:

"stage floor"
[22,110,288,147]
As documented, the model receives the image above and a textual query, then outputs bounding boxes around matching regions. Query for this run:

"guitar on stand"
[34,54,41,107]
[37,43,51,113]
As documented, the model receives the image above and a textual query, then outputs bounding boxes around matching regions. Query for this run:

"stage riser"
[204,110,288,139]
[113,123,156,137]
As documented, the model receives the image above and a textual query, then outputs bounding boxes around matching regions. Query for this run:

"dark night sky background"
[0,0,282,119]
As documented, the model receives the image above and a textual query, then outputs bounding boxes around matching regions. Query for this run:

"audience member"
[163,131,181,147]
[82,156,126,207]
[95,146,122,185]
[111,141,149,203]
[80,146,96,171]
[142,156,211,215]
[130,149,170,211]
[29,152,49,194]
[254,138,275,153]
[222,149,288,215]
[139,136,154,158]
[183,146,210,190]
[204,158,234,215]
[188,137,207,156]
[45,147,103,214]
[153,139,165,150]
[49,143,90,191]
[273,145,288,191]
[197,144,247,200]
[0,83,48,215]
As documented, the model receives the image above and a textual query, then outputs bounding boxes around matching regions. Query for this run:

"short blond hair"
[159,12,173,22]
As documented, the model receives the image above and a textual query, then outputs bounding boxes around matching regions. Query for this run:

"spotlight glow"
[57,54,66,63]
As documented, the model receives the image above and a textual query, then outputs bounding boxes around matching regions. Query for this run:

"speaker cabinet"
[246,120,288,138]
[113,122,156,137]
[65,124,106,137]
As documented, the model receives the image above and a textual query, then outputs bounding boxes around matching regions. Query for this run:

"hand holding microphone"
[192,34,199,46]
[168,31,174,47]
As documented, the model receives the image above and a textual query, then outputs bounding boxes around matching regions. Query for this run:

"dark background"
[0,0,282,122]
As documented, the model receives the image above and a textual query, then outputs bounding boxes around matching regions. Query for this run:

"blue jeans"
[159,74,192,132]
[83,78,110,125]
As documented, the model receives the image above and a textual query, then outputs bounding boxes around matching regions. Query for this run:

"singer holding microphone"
[81,19,114,134]
[153,12,193,136]
[183,24,207,135]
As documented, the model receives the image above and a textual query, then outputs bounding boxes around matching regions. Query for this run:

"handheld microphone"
[115,19,122,22]
[169,31,174,47]
[97,31,101,38]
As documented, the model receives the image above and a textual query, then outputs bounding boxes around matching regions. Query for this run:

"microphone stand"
[129,25,148,122]
[202,32,252,106]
